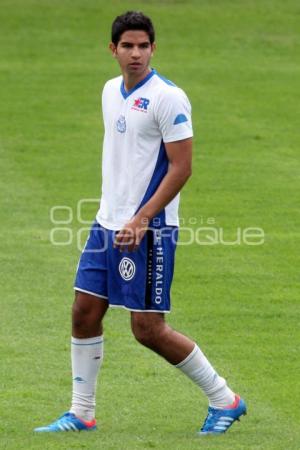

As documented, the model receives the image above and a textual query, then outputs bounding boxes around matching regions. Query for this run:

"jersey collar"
[120,69,156,100]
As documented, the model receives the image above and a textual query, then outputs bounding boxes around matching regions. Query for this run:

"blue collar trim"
[120,69,156,99]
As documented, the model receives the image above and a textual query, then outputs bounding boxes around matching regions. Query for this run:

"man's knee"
[72,300,90,329]
[72,292,107,335]
[131,313,167,348]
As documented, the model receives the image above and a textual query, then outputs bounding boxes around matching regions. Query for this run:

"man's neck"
[123,68,152,92]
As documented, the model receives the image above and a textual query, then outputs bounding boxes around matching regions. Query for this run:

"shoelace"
[201,409,224,431]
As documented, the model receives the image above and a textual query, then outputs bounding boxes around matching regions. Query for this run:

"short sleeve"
[155,88,193,143]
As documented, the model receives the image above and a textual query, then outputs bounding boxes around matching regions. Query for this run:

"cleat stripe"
[199,398,247,435]
[34,412,97,433]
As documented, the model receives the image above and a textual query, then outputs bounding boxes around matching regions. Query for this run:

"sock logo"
[73,376,86,383]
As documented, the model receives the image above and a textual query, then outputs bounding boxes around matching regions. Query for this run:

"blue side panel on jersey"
[135,140,169,226]
[120,69,155,99]
[174,113,188,125]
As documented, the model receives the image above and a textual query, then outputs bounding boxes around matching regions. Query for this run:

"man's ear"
[151,42,156,56]
[109,42,117,57]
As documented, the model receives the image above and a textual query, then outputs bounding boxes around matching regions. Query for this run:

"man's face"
[110,30,155,77]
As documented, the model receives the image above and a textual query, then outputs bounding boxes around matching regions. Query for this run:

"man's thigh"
[74,221,109,300]
[130,310,165,331]
[108,227,178,312]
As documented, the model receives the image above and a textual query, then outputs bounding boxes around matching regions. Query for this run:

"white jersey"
[96,69,193,230]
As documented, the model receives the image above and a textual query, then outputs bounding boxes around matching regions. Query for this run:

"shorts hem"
[109,304,170,313]
[74,287,108,300]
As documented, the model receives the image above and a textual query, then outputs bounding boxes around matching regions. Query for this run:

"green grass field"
[1,0,300,449]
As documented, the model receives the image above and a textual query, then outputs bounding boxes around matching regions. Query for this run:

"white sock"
[176,344,235,408]
[70,335,104,421]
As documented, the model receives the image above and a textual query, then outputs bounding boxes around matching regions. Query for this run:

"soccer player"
[35,11,246,435]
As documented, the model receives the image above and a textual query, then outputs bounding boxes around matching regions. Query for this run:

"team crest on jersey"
[131,97,150,113]
[117,115,126,133]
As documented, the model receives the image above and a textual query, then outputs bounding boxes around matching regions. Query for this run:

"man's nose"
[132,46,141,58]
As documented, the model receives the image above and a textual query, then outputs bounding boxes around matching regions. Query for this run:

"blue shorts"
[74,221,178,313]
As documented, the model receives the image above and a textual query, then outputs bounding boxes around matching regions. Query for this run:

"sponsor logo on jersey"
[117,115,126,133]
[119,257,136,281]
[131,97,150,112]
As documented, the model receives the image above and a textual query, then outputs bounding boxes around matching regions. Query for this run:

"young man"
[35,11,246,435]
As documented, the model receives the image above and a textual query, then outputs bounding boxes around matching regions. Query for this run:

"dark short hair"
[111,11,155,45]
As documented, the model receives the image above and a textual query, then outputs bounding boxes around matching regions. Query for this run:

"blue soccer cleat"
[198,395,247,435]
[34,412,97,432]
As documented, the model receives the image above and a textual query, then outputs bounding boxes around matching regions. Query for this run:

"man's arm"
[114,137,192,251]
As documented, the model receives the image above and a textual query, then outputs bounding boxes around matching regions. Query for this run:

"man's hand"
[114,213,149,252]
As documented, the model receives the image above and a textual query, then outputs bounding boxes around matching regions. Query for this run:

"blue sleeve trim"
[173,114,188,125]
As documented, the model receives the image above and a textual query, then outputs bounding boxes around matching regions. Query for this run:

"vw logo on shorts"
[119,257,136,281]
